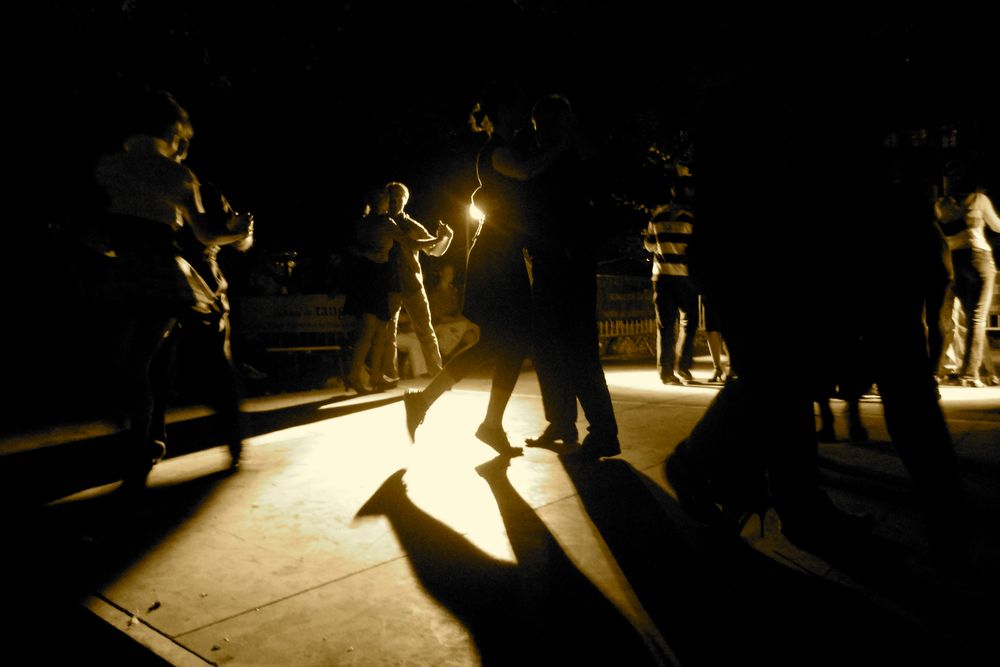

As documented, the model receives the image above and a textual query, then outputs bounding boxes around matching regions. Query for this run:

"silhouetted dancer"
[665,47,967,567]
[403,81,542,456]
[88,88,238,494]
[523,94,620,459]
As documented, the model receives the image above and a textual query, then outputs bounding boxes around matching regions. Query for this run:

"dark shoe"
[665,442,770,536]
[661,374,683,385]
[709,368,727,383]
[665,445,727,528]
[676,368,694,385]
[228,442,243,471]
[577,432,621,460]
[403,390,427,442]
[525,423,579,448]
[475,423,523,457]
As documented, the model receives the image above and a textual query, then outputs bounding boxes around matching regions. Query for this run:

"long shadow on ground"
[558,455,993,667]
[4,468,235,665]
[1,392,400,508]
[355,458,675,667]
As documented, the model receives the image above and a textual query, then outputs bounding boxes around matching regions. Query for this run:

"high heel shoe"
[709,368,727,383]
[664,444,726,528]
[345,375,374,395]
[721,502,768,539]
[665,441,770,537]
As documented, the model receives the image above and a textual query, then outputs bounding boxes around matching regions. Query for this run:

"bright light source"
[468,201,484,223]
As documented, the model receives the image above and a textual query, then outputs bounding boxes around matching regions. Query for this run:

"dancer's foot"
[665,442,771,536]
[346,375,374,395]
[403,390,427,442]
[228,442,243,471]
[664,444,725,527]
[675,368,694,385]
[525,423,579,448]
[374,375,399,391]
[150,439,167,465]
[475,423,523,457]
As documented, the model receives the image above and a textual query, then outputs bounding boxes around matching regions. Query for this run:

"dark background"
[4,0,1000,425]
[18,0,999,264]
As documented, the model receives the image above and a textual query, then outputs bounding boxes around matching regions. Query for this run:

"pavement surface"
[2,358,999,666]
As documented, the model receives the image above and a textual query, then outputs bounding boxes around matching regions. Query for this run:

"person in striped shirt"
[643,176,699,385]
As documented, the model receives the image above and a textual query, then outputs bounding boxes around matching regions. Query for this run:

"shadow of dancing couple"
[355,456,673,666]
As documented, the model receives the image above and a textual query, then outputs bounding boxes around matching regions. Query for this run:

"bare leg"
[707,330,727,381]
[349,314,380,391]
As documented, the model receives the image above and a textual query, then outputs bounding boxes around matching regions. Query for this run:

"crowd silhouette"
[35,51,998,581]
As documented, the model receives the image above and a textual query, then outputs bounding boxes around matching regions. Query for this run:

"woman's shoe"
[665,441,770,537]
[345,375,374,395]
[150,439,167,465]
[374,375,399,391]
[664,445,726,528]
[722,503,768,539]
[475,423,522,457]
[709,368,727,383]
[403,390,427,442]
[960,376,986,388]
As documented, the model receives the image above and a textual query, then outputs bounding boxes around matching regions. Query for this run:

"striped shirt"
[644,203,694,277]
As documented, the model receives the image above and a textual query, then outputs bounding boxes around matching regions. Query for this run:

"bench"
[233,294,356,385]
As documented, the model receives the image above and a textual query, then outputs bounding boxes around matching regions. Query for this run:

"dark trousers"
[531,251,617,438]
[175,311,245,450]
[685,269,966,549]
[653,274,701,379]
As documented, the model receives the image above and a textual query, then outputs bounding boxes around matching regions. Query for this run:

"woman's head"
[386,181,410,214]
[469,80,525,135]
[121,88,193,160]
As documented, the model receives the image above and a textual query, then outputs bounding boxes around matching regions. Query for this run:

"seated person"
[397,263,480,377]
